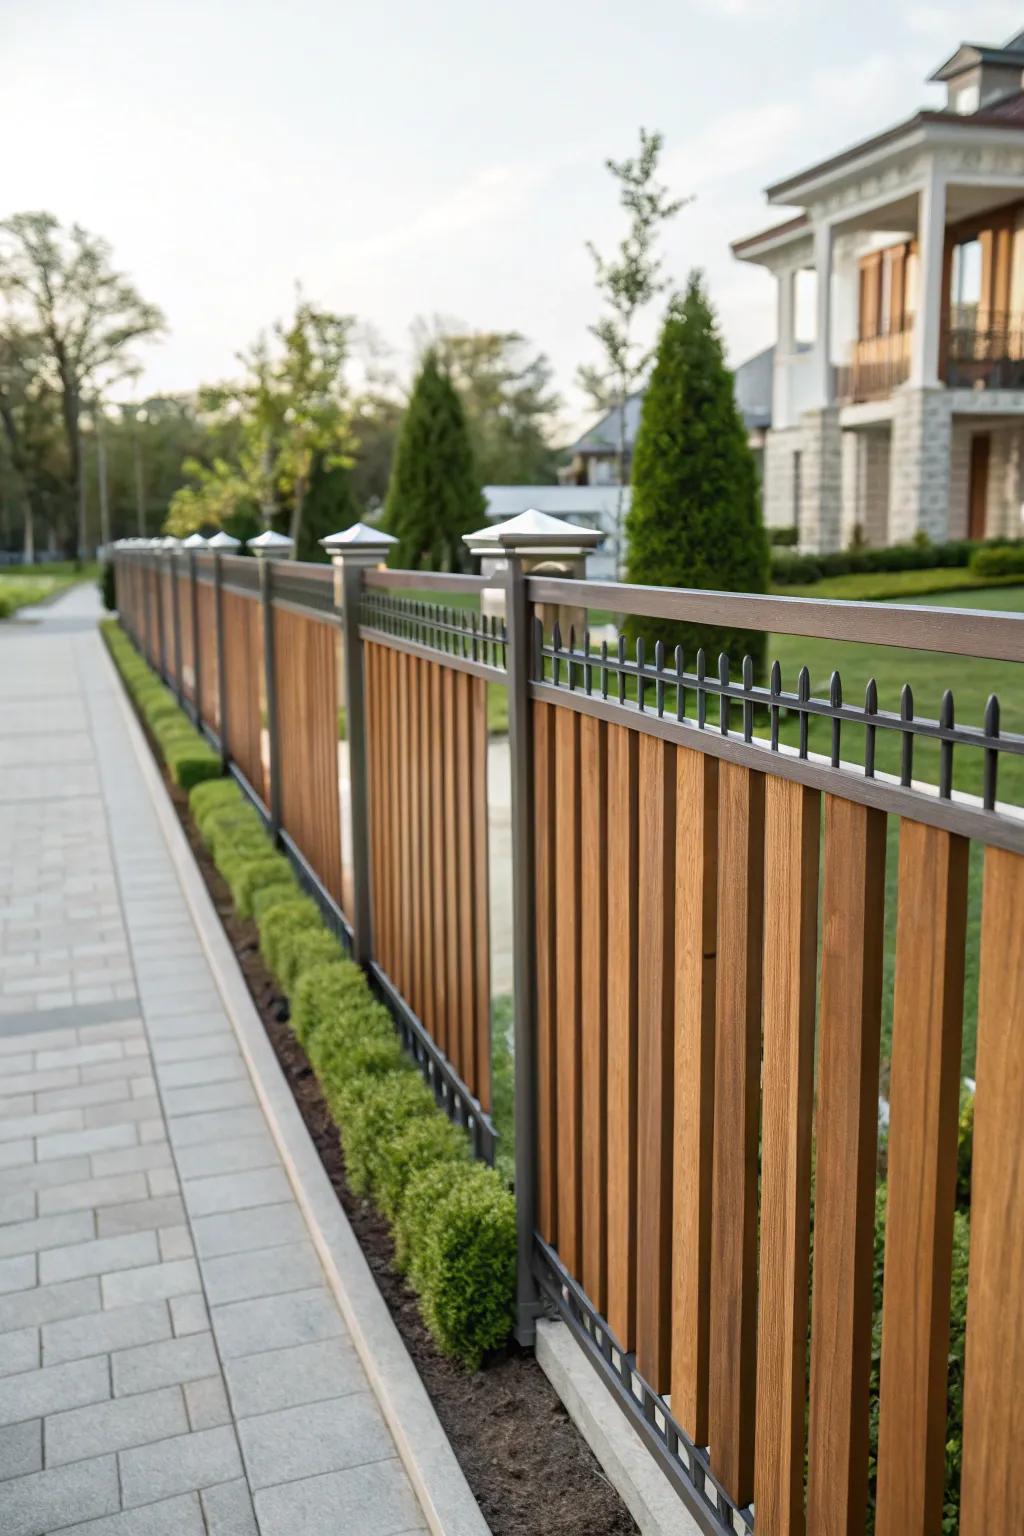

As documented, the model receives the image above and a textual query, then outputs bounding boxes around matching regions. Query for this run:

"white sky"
[4,0,1021,434]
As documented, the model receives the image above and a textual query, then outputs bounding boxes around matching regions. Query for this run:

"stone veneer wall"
[798,407,842,552]
[888,387,953,543]
[762,426,803,531]
[985,424,1024,539]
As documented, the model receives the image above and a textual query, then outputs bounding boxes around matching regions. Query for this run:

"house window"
[954,83,980,114]
[950,238,983,325]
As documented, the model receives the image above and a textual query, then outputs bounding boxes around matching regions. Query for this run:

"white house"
[732,27,1024,551]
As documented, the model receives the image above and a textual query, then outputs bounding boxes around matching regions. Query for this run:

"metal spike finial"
[718,653,730,737]
[797,665,810,759]
[696,647,707,730]
[984,693,1000,809]
[939,689,955,799]
[636,636,646,712]
[829,670,842,768]
[769,660,781,751]
[900,683,914,786]
[864,678,878,778]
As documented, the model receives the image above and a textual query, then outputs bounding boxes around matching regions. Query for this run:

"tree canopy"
[429,327,561,485]
[624,272,769,676]
[383,350,484,570]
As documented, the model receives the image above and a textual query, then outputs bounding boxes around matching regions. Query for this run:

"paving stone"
[119,1425,243,1507]
[163,1081,255,1117]
[39,1173,149,1217]
[0,1252,36,1295]
[157,1227,194,1262]
[91,1143,170,1178]
[0,1278,100,1333]
[0,1355,110,1427]
[182,1167,292,1219]
[102,1258,199,1309]
[146,1169,179,1199]
[191,1202,307,1259]
[143,1014,230,1043]
[0,1067,79,1095]
[151,1034,240,1065]
[212,1287,344,1361]
[84,1096,162,1129]
[200,1478,258,1535]
[40,1230,159,1284]
[0,1140,34,1169]
[35,1042,123,1071]
[0,1210,94,1261]
[49,1492,206,1535]
[184,1376,231,1431]
[35,1079,132,1112]
[1,1452,119,1535]
[112,1332,219,1397]
[96,1195,186,1238]
[238,1391,392,1488]
[0,1109,83,1145]
[172,1135,279,1182]
[44,1300,171,1365]
[201,1241,324,1307]
[0,1325,39,1378]
[0,1156,91,1195]
[143,991,224,1019]
[253,1458,424,1536]
[157,1056,245,1092]
[0,1190,36,1225]
[46,1385,188,1467]
[170,1293,208,1337]
[79,1057,153,1087]
[166,1107,267,1148]
[0,1418,42,1480]
[37,1124,137,1163]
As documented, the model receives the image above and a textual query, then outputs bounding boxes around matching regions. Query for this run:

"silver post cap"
[246,530,295,558]
[463,507,605,556]
[319,522,398,561]
[206,530,241,551]
[182,532,209,550]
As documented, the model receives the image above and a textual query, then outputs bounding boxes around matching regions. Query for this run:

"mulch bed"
[158,768,637,1536]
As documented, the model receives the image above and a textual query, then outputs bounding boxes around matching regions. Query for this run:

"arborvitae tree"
[296,455,360,562]
[624,272,769,678]
[383,352,484,570]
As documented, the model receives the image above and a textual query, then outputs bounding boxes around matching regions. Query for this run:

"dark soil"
[157,767,637,1536]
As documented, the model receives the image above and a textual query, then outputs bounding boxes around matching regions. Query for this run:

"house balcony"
[945,306,1024,390]
[836,331,912,405]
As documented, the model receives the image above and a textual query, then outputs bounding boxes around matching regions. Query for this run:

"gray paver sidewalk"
[0,586,427,1535]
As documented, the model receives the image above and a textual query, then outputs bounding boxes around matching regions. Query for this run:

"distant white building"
[732,26,1024,551]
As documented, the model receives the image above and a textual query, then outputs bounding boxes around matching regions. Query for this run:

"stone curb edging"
[103,639,491,1536]
[535,1320,703,1536]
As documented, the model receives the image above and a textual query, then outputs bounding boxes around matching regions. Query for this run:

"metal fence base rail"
[369,962,497,1166]
[533,1240,753,1536]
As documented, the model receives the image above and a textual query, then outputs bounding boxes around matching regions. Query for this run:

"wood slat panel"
[273,608,344,907]
[397,651,412,1001]
[636,733,675,1393]
[178,575,194,701]
[671,748,718,1442]
[443,665,462,1074]
[430,661,447,1055]
[754,778,820,1535]
[709,761,764,1505]
[605,723,638,1346]
[960,846,1024,1535]
[221,591,263,801]
[366,644,382,956]
[533,701,558,1247]
[471,676,491,1113]
[409,656,424,1017]
[876,821,967,1536]
[807,795,887,1536]
[579,713,607,1311]
[554,705,582,1275]
[456,672,476,1087]
[197,583,218,730]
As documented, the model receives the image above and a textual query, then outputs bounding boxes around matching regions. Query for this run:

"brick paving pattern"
[0,587,427,1535]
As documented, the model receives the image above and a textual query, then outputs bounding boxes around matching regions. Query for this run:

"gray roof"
[566,347,785,454]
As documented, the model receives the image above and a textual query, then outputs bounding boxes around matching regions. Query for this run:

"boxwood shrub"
[970,542,1024,578]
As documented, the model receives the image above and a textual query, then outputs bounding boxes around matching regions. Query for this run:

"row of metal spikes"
[362,593,508,668]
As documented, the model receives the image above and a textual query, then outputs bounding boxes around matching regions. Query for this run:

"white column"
[811,222,835,407]
[911,168,947,388]
[777,267,796,356]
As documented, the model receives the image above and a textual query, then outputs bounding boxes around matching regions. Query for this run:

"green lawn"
[775,566,1024,602]
[0,571,81,616]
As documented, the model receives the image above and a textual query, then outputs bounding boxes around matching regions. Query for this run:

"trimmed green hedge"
[970,542,1024,578]
[772,534,1024,587]
[102,621,220,788]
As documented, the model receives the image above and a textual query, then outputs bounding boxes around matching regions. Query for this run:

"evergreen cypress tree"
[296,456,360,562]
[383,352,484,570]
[624,272,769,678]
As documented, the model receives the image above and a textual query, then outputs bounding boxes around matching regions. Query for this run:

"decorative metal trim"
[361,589,507,670]
[534,1238,753,1536]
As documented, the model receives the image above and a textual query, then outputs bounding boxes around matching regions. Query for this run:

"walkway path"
[0,585,427,1536]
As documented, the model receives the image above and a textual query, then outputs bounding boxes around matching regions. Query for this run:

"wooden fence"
[113,537,1024,1536]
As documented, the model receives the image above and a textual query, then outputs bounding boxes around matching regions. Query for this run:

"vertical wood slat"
[554,706,582,1276]
[178,575,194,700]
[754,778,820,1535]
[960,847,1024,1535]
[807,795,887,1536]
[579,714,608,1312]
[671,749,718,1442]
[366,644,382,961]
[430,662,447,1057]
[273,610,343,907]
[471,677,491,1112]
[456,672,476,1088]
[709,762,765,1504]
[417,659,434,1039]
[442,666,462,1077]
[383,644,399,983]
[533,701,558,1247]
[222,592,263,802]
[635,734,675,1393]
[605,723,638,1346]
[876,821,968,1536]
[409,656,423,1020]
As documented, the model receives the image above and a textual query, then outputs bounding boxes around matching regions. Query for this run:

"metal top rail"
[364,569,491,594]
[526,576,1024,663]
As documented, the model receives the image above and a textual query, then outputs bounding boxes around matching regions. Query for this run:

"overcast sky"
[4,1,1021,432]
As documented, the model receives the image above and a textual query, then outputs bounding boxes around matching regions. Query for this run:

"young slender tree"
[0,213,164,559]
[580,129,689,569]
[383,351,484,570]
[624,273,769,677]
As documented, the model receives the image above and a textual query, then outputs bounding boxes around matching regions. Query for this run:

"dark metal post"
[247,529,294,836]
[188,550,202,726]
[207,531,240,772]
[154,547,167,680]
[463,508,604,1348]
[321,522,398,968]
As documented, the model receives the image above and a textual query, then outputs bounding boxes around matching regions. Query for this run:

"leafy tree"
[624,273,769,678]
[581,130,689,566]
[383,351,484,570]
[295,455,360,561]
[0,212,164,558]
[427,326,561,484]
